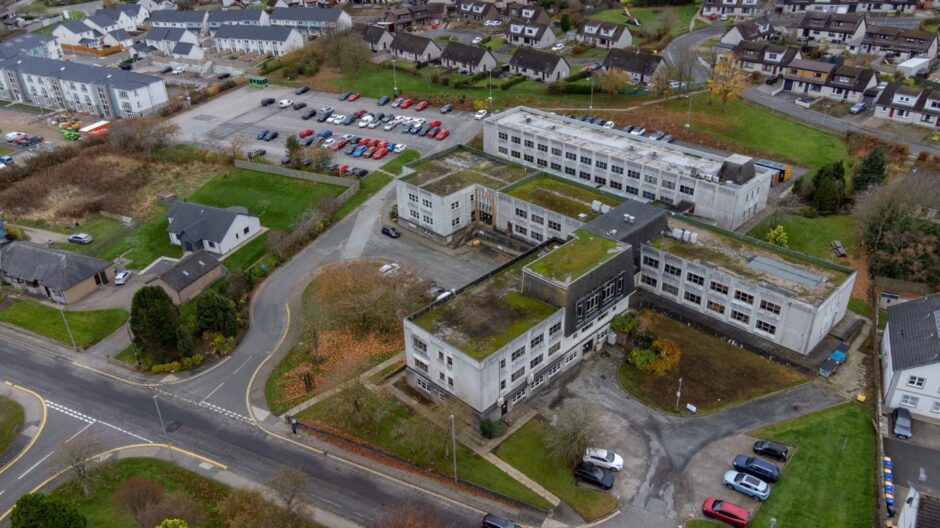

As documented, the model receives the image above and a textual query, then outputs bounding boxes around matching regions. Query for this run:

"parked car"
[377,95,391,106]
[276,99,292,108]
[818,358,839,378]
[475,109,488,120]
[317,112,332,123]
[384,121,399,131]
[428,120,442,128]
[394,143,407,153]
[4,132,24,142]
[733,456,780,483]
[256,129,270,140]
[765,76,780,86]
[418,126,433,137]
[301,109,317,120]
[849,102,867,115]
[352,145,368,157]
[322,138,337,149]
[347,92,361,101]
[159,65,173,74]
[247,148,266,160]
[68,233,93,244]
[630,126,646,135]
[723,471,771,502]
[440,103,454,113]
[472,36,483,44]
[217,72,231,80]
[338,90,353,100]
[113,270,132,285]
[295,85,309,95]
[830,342,849,364]
[702,498,751,527]
[391,97,404,108]
[358,116,374,128]
[551,42,565,52]
[280,155,291,165]
[649,131,666,140]
[300,136,315,147]
[172,66,184,75]
[415,100,429,111]
[350,167,368,178]
[378,262,400,276]
[583,448,624,472]
[603,121,615,129]
[292,101,307,110]
[119,62,133,71]
[662,134,675,143]
[892,407,913,439]
[481,514,520,528]
[344,143,359,155]
[260,98,276,106]
[435,128,450,140]
[574,462,614,490]
[752,440,788,462]
[0,155,15,165]
[400,98,414,109]
[373,148,389,159]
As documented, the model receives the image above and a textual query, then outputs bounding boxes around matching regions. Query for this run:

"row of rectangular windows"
[642,256,781,314]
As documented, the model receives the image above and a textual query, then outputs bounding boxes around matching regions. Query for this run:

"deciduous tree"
[56,433,100,498]
[707,58,748,110]
[765,224,789,248]
[541,402,601,466]
[597,67,630,94]
[115,476,165,519]
[10,493,86,528]
[266,466,309,514]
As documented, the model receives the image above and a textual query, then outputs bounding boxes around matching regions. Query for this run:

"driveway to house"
[885,418,940,493]
[661,23,725,82]
[527,352,845,528]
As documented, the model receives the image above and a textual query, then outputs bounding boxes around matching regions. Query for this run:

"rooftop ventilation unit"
[591,200,602,213]
[577,213,588,221]
[600,204,611,213]
[623,214,635,223]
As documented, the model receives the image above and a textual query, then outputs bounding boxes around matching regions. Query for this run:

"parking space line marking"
[18,451,53,480]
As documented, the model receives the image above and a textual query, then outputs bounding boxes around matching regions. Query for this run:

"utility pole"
[450,414,457,483]
[126,324,139,369]
[488,73,492,107]
[589,76,594,111]
[57,269,78,353]
[675,377,683,410]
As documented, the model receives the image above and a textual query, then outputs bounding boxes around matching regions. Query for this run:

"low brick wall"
[233,160,356,188]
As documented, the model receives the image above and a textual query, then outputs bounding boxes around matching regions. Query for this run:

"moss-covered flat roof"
[526,230,625,285]
[649,217,851,304]
[403,148,534,196]
[412,252,558,360]
[503,174,623,221]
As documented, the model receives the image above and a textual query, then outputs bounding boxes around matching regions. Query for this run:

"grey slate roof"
[213,24,295,41]
[158,250,223,292]
[731,16,775,40]
[0,33,56,59]
[109,29,133,41]
[131,42,158,54]
[148,9,207,24]
[509,47,563,73]
[0,241,110,290]
[87,13,119,28]
[361,25,389,45]
[59,20,95,34]
[144,27,189,41]
[172,41,194,55]
[167,200,255,245]
[603,49,664,76]
[441,41,491,66]
[391,32,436,55]
[887,294,940,371]
[270,6,345,23]
[207,8,266,24]
[0,55,163,91]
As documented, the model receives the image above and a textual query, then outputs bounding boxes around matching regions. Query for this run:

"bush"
[195,292,238,337]
[629,348,656,369]
[136,493,204,528]
[115,476,164,518]
[150,361,181,374]
[500,75,526,90]
[181,354,203,370]
[205,332,236,356]
[480,419,505,439]
[11,493,85,528]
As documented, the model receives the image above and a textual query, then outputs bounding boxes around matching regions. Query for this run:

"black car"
[295,85,310,95]
[301,108,317,120]
[160,65,173,74]
[256,129,270,140]
[342,115,356,126]
[753,440,788,462]
[260,98,276,106]
[574,462,614,490]
[377,95,391,106]
[23,135,43,146]
[766,76,780,86]
[119,62,132,71]
[350,167,368,177]
[300,136,315,147]
[381,225,400,238]
[440,103,454,113]
[266,130,279,141]
[418,126,432,137]
[217,72,231,79]
[481,513,520,528]
[280,155,291,165]
[733,455,780,483]
[338,90,353,101]
[292,101,307,110]
[317,112,332,123]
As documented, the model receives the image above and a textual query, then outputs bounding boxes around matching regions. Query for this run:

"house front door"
[184,241,193,252]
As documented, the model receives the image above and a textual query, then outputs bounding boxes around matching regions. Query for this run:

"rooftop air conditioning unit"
[591,200,602,213]
[601,204,611,213]
[578,213,588,220]
[671,227,683,239]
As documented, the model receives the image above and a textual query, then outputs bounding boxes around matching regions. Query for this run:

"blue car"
[0,155,13,164]
[352,145,368,157]
[386,143,397,152]
[317,130,333,139]
[256,129,270,140]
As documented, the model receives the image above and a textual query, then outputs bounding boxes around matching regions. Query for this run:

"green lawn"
[0,145,15,156]
[751,403,876,528]
[333,171,394,220]
[662,95,848,171]
[878,308,888,330]
[0,300,128,349]
[590,3,701,36]
[685,521,725,528]
[52,216,125,255]
[188,169,344,231]
[51,457,324,528]
[379,149,421,176]
[747,214,858,260]
[94,215,181,269]
[0,396,24,457]
[62,9,84,20]
[848,296,872,318]
[299,392,553,510]
[113,345,137,365]
[222,233,268,271]
[497,419,619,521]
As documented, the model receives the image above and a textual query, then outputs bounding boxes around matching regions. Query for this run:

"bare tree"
[108,117,179,153]
[266,466,309,514]
[541,402,602,466]
[226,135,246,161]
[670,47,698,91]
[56,432,100,497]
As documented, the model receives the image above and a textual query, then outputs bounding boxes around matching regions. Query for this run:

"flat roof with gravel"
[503,174,623,221]
[403,147,535,196]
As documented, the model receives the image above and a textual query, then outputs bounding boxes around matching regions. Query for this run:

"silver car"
[67,233,93,244]
[723,470,771,501]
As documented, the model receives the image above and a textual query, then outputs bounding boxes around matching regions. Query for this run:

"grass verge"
[94,214,181,269]
[0,300,127,348]
[333,171,394,220]
[848,296,872,318]
[379,149,421,175]
[497,418,618,521]
[747,214,858,261]
[0,396,24,457]
[751,403,875,527]
[222,233,268,271]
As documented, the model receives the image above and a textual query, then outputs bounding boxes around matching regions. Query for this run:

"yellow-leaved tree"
[707,57,749,110]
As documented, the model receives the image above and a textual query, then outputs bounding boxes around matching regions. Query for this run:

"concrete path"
[8,224,68,245]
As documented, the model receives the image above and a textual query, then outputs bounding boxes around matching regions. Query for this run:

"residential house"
[83,10,136,35]
[360,24,393,51]
[389,32,441,63]
[153,251,226,305]
[0,242,114,304]
[874,83,940,128]
[147,10,208,34]
[265,0,290,8]
[138,0,176,12]
[701,0,759,18]
[850,26,938,62]
[780,0,916,13]
[782,57,834,93]
[456,0,500,21]
[508,47,568,81]
[441,41,496,72]
[102,4,149,27]
[720,16,776,46]
[857,0,917,13]
[143,27,203,59]
[823,64,875,102]
[780,58,875,102]
[0,55,168,117]
[732,41,801,76]
[881,295,940,421]
[166,200,261,256]
[503,3,550,24]
[213,25,304,56]
[382,6,431,32]
[103,29,134,48]
[51,21,102,47]
[207,9,270,33]
[577,21,632,49]
[796,12,866,45]
[602,49,666,84]
[0,32,63,60]
[269,7,352,36]
[505,19,555,49]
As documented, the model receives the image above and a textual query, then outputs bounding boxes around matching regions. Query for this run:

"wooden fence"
[233,160,357,188]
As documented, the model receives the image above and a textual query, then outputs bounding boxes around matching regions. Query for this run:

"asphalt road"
[885,438,940,492]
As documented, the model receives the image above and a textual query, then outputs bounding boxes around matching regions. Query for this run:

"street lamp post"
[126,324,139,370]
[589,76,594,111]
[57,269,78,353]
[675,377,683,410]
[488,73,492,107]
[392,59,398,95]
[684,95,692,128]
[449,414,458,483]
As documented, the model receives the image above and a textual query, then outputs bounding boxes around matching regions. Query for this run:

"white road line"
[231,356,253,375]
[0,489,6,496]
[47,401,152,444]
[920,467,927,482]
[201,382,225,403]
[64,421,95,444]
[18,451,54,480]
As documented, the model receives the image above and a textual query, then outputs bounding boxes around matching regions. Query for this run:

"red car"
[333,164,349,175]
[347,92,361,101]
[358,137,370,145]
[400,98,414,109]
[702,498,751,527]
[434,128,450,140]
[330,139,348,151]
[364,146,377,157]
[375,140,388,149]
[299,128,315,138]
[428,120,442,128]
[372,147,389,159]
[353,109,367,118]
[415,100,429,111]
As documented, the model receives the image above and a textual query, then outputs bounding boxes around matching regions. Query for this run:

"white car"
[551,42,565,52]
[341,133,354,140]
[322,138,336,148]
[114,271,132,285]
[603,121,615,129]
[394,143,407,153]
[485,19,502,26]
[584,448,624,472]
[384,121,399,131]
[368,121,381,129]
[328,114,345,124]
[358,116,373,128]
[378,263,400,276]
[474,109,488,120]
[172,66,184,75]
[277,99,293,108]
[472,36,483,44]
[67,233,93,245]
[412,117,426,126]
[4,131,24,142]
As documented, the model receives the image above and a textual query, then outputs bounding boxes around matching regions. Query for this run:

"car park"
[574,462,614,490]
[295,85,310,95]
[732,456,780,483]
[481,513,520,528]
[752,440,789,462]
[68,233,93,244]
[475,109,488,120]
[723,471,771,501]
[583,448,624,472]
[113,271,132,285]
[292,101,307,110]
[892,407,913,439]
[277,99,293,108]
[440,104,454,113]
[260,98,275,106]
[702,498,751,527]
